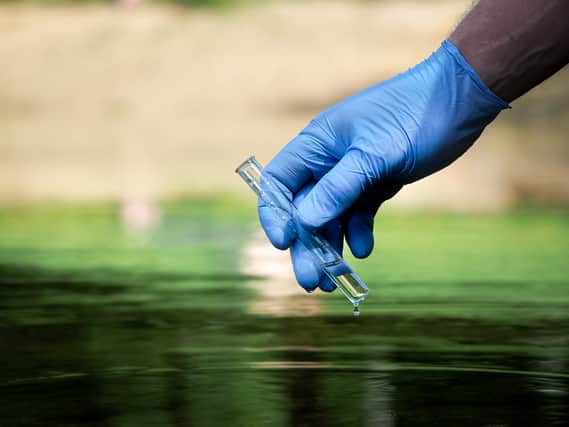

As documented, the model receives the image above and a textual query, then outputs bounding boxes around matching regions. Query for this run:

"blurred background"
[1,0,568,209]
[0,1,568,426]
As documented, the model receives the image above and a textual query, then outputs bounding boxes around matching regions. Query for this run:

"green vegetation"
[0,198,256,316]
[1,199,568,322]
[341,209,569,321]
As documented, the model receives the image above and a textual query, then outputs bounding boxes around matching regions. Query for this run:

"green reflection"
[0,201,568,426]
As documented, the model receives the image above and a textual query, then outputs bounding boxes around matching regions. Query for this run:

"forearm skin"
[449,0,569,102]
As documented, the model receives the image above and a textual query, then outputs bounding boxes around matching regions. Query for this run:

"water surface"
[1,202,568,426]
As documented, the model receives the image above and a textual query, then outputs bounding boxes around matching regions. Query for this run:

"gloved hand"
[259,40,509,292]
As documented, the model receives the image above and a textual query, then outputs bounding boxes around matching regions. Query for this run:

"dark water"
[0,205,568,426]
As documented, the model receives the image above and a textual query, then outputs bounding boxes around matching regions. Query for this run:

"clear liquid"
[323,261,369,312]
[331,273,368,300]
[353,304,360,317]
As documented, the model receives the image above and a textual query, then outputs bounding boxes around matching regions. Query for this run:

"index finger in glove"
[259,126,340,250]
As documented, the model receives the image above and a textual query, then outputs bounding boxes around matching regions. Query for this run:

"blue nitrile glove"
[259,40,509,292]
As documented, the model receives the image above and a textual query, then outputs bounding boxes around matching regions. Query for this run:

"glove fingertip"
[350,234,374,259]
[346,213,375,259]
[266,226,294,250]
[291,243,322,292]
[319,276,337,293]
[294,260,320,292]
[258,205,295,250]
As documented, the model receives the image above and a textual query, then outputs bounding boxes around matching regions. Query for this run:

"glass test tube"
[236,156,369,314]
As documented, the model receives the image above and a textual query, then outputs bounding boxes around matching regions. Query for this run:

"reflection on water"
[0,206,568,426]
[1,282,568,426]
[242,231,322,317]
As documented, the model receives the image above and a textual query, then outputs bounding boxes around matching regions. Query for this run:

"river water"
[0,205,568,426]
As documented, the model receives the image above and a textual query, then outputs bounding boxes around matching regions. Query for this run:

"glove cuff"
[441,39,511,110]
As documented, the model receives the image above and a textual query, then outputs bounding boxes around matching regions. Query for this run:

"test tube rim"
[234,155,258,174]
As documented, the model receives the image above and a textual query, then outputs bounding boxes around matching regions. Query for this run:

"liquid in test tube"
[236,156,369,315]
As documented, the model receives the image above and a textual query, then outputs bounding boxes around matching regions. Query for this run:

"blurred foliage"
[0,198,568,322]
[343,209,569,321]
